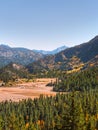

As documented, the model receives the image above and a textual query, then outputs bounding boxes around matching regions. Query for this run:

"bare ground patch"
[0,78,56,102]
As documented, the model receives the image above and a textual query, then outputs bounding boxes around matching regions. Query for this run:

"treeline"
[53,67,98,92]
[0,90,98,130]
[34,70,62,78]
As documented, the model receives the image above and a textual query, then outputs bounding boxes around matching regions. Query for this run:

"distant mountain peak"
[0,44,10,49]
[93,35,98,39]
[33,45,68,55]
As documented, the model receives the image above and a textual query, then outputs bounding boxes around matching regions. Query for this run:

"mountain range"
[27,36,98,73]
[0,36,98,75]
[0,45,44,68]
[0,45,67,68]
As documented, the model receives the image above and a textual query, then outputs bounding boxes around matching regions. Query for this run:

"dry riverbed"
[0,78,57,102]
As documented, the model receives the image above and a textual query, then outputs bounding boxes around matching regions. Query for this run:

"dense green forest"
[0,66,98,129]
[0,90,98,130]
[53,67,98,92]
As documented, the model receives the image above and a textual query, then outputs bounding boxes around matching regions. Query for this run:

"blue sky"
[0,0,98,50]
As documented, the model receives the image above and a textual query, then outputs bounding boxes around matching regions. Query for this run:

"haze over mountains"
[33,45,68,55]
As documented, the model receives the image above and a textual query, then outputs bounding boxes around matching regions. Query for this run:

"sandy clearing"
[0,78,57,102]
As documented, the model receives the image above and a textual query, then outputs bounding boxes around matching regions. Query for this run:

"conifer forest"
[0,67,98,130]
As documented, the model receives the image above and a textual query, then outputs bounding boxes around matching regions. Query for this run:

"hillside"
[53,66,98,92]
[0,63,29,83]
[27,36,98,73]
[86,55,98,67]
[0,45,44,67]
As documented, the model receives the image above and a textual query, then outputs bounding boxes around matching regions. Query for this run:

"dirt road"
[0,78,56,102]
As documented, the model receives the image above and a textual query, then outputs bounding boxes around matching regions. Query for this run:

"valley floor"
[0,78,56,102]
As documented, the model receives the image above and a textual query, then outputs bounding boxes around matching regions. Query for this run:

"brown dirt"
[0,78,57,102]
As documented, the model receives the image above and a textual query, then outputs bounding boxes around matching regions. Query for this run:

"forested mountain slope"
[27,36,98,73]
[53,67,98,92]
[0,63,29,83]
